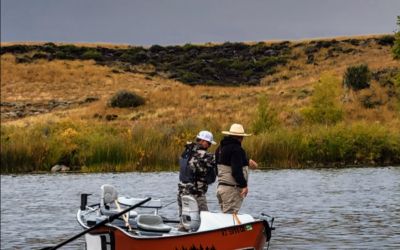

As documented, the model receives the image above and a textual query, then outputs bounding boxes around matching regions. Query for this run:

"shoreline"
[2,165,400,175]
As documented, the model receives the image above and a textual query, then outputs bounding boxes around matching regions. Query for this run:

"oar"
[114,199,132,231]
[40,197,151,250]
[233,213,241,224]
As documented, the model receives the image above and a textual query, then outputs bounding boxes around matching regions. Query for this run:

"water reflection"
[1,167,400,249]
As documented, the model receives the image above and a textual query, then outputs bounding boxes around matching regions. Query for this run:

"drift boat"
[77,184,274,250]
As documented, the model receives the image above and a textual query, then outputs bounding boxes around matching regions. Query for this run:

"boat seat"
[100,184,123,217]
[136,214,171,232]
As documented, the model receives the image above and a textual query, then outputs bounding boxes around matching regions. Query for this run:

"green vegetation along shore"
[1,17,400,173]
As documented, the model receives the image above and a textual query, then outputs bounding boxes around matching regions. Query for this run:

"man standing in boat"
[177,131,217,231]
[215,124,258,214]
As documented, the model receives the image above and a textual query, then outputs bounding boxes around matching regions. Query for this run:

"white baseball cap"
[197,131,217,145]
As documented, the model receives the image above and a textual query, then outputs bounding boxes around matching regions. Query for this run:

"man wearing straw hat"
[215,124,258,214]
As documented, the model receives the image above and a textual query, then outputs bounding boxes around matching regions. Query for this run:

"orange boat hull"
[88,221,269,250]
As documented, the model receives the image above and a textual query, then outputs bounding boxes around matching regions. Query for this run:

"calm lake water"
[1,167,400,250]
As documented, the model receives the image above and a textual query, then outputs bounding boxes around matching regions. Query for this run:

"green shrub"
[343,48,356,53]
[133,51,148,61]
[161,54,178,63]
[205,80,217,85]
[378,74,395,87]
[281,48,292,55]
[277,57,289,64]
[251,94,280,134]
[15,55,32,64]
[301,72,344,125]
[250,42,266,54]
[127,47,146,54]
[281,75,290,81]
[377,35,395,46]
[177,70,200,83]
[349,39,360,46]
[265,68,277,75]
[82,50,104,61]
[58,44,88,54]
[328,47,343,54]
[222,42,249,50]
[304,46,319,54]
[147,71,158,77]
[120,53,134,63]
[230,60,250,70]
[360,95,381,109]
[149,44,165,53]
[44,42,56,47]
[297,89,312,99]
[183,43,200,52]
[244,70,254,77]
[54,51,74,60]
[84,97,99,103]
[148,59,157,66]
[215,58,232,68]
[343,64,371,90]
[32,53,48,60]
[197,53,213,60]
[109,90,145,108]
[258,56,278,68]
[246,79,260,86]
[202,67,215,74]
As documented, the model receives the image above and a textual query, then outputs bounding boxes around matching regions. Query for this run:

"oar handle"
[41,197,151,250]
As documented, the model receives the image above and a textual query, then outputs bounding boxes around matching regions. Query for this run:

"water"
[1,167,400,250]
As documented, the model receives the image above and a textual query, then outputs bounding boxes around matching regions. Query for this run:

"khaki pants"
[216,185,244,214]
[177,194,208,231]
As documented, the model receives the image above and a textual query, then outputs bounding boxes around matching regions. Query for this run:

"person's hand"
[240,187,248,197]
[249,159,258,169]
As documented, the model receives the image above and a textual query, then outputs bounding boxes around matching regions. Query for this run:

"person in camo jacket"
[177,131,216,231]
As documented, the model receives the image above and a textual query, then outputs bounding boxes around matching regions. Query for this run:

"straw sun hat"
[222,124,251,137]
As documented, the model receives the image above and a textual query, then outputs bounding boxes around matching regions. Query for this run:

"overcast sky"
[1,0,399,46]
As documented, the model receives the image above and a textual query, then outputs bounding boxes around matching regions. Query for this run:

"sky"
[1,0,399,46]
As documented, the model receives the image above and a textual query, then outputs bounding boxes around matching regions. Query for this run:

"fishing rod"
[160,200,177,210]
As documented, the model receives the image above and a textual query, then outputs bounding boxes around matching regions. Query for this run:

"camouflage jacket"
[177,142,216,197]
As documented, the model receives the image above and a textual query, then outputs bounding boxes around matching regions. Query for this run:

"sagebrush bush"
[109,90,145,108]
[183,43,200,52]
[343,64,371,91]
[301,72,344,125]
[377,35,395,46]
[250,42,266,55]
[265,68,277,75]
[82,50,104,61]
[149,44,165,53]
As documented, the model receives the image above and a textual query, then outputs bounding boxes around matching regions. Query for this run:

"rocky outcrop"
[1,35,394,87]
[0,100,75,119]
[51,165,71,172]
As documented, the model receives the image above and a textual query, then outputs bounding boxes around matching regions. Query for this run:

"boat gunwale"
[77,209,267,240]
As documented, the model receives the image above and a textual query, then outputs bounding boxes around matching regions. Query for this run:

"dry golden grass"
[1,35,399,130]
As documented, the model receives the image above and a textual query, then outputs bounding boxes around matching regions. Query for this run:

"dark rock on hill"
[1,35,394,87]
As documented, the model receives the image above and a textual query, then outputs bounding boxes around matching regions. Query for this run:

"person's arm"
[230,148,247,188]
[215,146,220,165]
[249,159,258,169]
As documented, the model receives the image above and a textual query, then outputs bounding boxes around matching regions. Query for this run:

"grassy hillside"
[1,34,400,173]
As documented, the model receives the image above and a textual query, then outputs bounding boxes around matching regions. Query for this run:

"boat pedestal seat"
[136,214,171,232]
